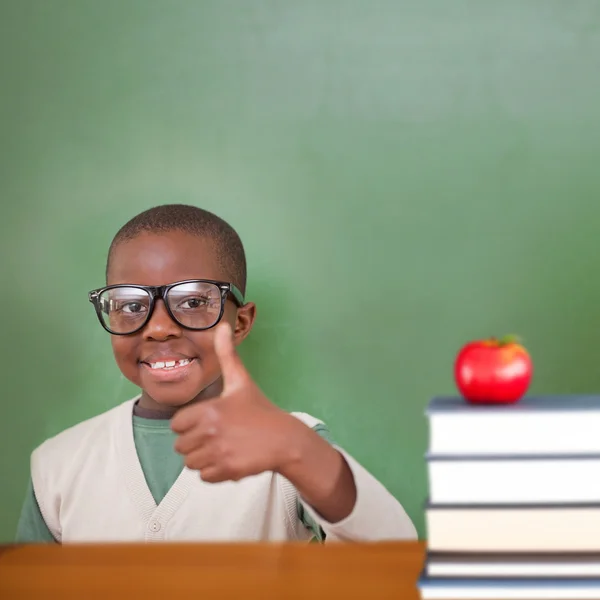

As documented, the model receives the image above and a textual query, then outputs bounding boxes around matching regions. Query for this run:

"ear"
[233,302,256,346]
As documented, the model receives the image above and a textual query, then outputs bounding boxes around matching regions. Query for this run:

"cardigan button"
[149,520,162,532]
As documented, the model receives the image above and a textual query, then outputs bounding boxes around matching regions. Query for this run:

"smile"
[146,358,193,370]
[140,357,197,381]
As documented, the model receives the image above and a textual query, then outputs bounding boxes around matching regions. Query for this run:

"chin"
[143,383,204,407]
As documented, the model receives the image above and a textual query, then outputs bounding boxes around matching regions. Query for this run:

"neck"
[137,377,224,417]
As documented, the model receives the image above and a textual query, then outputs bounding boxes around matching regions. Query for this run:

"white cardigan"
[31,398,417,543]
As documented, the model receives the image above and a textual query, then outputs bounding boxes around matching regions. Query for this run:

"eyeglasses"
[88,279,245,335]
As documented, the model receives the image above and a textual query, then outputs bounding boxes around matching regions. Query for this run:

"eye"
[178,296,210,310]
[121,302,147,315]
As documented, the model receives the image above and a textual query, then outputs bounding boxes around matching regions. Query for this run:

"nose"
[143,299,181,341]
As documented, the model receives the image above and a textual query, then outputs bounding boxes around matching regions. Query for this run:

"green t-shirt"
[15,414,333,543]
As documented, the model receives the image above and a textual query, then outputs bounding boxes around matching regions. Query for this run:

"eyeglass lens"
[98,281,223,333]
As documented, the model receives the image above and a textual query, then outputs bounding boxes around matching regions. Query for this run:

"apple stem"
[497,334,521,346]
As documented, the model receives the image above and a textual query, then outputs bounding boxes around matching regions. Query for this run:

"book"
[427,396,600,455]
[418,574,600,599]
[427,503,600,552]
[426,552,600,578]
[426,454,600,504]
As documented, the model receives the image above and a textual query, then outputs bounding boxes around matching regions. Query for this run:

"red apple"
[454,335,532,404]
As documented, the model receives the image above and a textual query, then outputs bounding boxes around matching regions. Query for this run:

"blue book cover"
[418,573,600,589]
[426,396,600,414]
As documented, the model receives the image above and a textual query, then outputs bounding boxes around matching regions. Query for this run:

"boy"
[16,204,416,543]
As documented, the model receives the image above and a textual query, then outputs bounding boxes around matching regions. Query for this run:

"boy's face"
[107,230,256,411]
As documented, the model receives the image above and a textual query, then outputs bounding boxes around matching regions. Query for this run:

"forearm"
[278,423,357,523]
[277,417,417,541]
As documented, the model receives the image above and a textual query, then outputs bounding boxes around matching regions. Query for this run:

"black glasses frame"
[88,279,245,336]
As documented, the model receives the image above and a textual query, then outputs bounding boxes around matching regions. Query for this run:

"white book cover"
[426,454,600,504]
[426,552,600,578]
[427,396,600,455]
[426,504,600,552]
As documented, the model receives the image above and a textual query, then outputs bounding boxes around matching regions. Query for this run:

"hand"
[171,322,306,483]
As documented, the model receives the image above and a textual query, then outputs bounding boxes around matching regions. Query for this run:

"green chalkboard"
[2,0,600,540]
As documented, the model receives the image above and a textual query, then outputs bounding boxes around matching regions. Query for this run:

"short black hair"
[107,204,247,294]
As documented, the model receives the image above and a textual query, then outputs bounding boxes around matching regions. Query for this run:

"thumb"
[214,321,247,391]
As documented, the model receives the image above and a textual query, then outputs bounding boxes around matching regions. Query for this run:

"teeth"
[149,359,192,370]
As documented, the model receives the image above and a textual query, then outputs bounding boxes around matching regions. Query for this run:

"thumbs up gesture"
[171,322,305,483]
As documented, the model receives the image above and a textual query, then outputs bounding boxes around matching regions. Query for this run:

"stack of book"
[418,396,600,599]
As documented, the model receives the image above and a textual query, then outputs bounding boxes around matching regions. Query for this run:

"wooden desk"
[0,541,425,599]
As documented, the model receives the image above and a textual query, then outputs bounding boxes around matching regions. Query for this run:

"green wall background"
[2,0,600,541]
